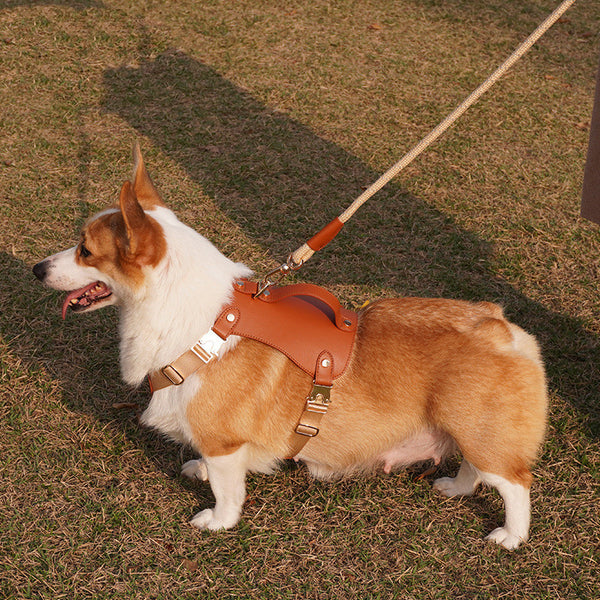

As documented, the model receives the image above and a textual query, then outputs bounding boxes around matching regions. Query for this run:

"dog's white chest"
[140,377,199,445]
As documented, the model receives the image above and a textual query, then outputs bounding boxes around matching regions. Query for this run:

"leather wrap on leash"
[149,279,357,454]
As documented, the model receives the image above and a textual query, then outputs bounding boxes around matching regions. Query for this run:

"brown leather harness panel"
[212,279,356,385]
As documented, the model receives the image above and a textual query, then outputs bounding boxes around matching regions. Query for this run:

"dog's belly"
[378,430,455,474]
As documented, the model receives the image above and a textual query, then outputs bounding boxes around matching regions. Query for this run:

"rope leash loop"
[261,0,577,290]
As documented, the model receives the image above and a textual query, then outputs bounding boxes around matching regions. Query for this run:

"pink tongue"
[61,282,101,320]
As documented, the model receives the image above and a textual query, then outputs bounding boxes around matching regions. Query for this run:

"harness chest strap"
[148,334,335,456]
[285,349,335,458]
[148,280,357,455]
[148,329,227,390]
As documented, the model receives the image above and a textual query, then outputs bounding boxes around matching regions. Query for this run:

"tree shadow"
[101,50,496,296]
[99,51,599,438]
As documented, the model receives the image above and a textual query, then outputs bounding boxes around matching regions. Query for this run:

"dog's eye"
[80,242,92,258]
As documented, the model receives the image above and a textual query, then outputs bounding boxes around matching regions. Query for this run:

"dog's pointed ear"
[131,142,166,210]
[119,180,147,255]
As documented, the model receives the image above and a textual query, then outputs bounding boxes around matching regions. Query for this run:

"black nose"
[33,261,48,281]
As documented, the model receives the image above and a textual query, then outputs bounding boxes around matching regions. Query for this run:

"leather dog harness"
[148,279,357,455]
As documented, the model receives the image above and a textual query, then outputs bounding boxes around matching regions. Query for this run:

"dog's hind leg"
[189,446,248,531]
[435,460,531,550]
[433,460,481,497]
[479,470,531,550]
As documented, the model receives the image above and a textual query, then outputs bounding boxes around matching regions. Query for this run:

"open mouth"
[61,281,113,320]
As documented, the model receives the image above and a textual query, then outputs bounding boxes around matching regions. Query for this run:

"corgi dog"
[33,145,547,550]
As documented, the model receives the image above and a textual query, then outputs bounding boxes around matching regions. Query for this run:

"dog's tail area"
[471,314,543,369]
[507,323,543,366]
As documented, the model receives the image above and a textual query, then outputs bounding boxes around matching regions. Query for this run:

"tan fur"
[131,142,166,210]
[187,297,547,488]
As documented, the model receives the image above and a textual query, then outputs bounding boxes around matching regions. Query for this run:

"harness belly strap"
[148,278,357,454]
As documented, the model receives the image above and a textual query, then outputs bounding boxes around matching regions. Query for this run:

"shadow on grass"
[0,249,220,513]
[0,251,206,486]
[0,0,102,9]
[1,50,597,504]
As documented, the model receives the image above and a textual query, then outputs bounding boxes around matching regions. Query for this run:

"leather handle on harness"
[220,278,355,333]
[253,281,354,332]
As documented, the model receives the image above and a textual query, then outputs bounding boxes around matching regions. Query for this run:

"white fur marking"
[140,375,201,445]
[117,205,252,385]
[433,460,481,497]
[39,246,103,291]
[480,471,531,550]
[190,446,248,530]
[181,458,208,481]
[435,464,530,549]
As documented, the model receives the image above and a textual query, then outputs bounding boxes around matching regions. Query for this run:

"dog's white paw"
[189,508,239,531]
[181,459,208,481]
[433,476,475,497]
[485,527,525,550]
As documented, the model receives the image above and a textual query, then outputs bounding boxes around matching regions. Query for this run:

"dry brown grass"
[1,0,599,598]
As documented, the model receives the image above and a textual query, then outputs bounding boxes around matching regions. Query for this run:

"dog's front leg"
[181,458,208,481]
[189,446,247,531]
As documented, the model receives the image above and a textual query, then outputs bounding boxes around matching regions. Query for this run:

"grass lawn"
[1,0,599,598]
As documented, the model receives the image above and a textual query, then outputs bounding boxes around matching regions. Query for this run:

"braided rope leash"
[263,0,575,282]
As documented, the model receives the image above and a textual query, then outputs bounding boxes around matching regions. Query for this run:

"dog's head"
[33,144,168,319]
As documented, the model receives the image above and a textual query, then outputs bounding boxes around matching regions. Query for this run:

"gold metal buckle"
[161,364,184,386]
[306,383,331,410]
[295,423,319,437]
[294,383,333,437]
